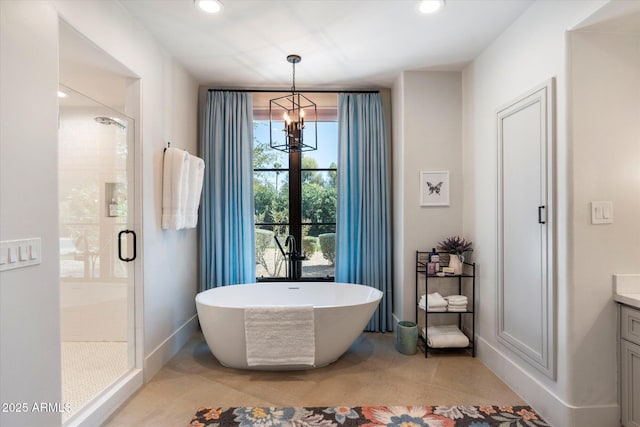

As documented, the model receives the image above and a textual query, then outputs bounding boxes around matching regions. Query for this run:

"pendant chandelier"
[269,54,318,153]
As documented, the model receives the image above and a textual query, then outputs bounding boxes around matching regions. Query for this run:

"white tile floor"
[61,341,128,422]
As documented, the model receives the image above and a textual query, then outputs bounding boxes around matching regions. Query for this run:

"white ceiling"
[119,0,535,89]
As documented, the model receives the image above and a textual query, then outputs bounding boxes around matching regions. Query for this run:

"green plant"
[318,233,336,266]
[302,236,318,258]
[255,228,287,277]
[437,236,473,255]
[255,228,275,265]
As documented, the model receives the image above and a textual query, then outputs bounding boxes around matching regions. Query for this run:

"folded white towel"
[447,301,468,307]
[447,302,467,307]
[427,292,448,309]
[184,155,205,229]
[447,307,468,312]
[162,148,190,230]
[445,295,468,303]
[419,301,448,312]
[244,305,315,367]
[425,324,469,348]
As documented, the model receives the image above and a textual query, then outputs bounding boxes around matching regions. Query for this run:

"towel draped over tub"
[244,305,316,367]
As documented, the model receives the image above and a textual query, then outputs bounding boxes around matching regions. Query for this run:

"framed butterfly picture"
[420,171,450,206]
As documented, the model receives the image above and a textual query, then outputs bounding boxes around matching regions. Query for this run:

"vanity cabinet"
[621,305,640,427]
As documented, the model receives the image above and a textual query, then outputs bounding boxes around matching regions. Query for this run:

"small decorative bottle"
[431,248,440,272]
[427,247,439,275]
[109,198,118,217]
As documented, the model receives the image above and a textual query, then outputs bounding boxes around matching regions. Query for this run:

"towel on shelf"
[244,305,315,367]
[447,301,468,306]
[184,155,205,229]
[427,292,448,309]
[162,147,190,230]
[424,324,469,348]
[445,295,468,304]
[445,295,468,311]
[418,294,426,311]
[428,307,447,312]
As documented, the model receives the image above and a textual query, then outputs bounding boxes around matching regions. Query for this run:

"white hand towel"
[244,305,315,367]
[447,301,467,306]
[418,295,427,307]
[425,324,469,348]
[427,292,448,309]
[184,155,205,229]
[162,148,190,230]
[419,300,447,312]
[447,301,468,308]
[445,295,468,303]
[447,306,468,312]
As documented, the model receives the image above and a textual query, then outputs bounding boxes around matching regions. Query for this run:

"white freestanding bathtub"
[195,282,382,370]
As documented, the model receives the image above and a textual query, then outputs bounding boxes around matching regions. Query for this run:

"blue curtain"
[335,93,392,332]
[200,91,255,290]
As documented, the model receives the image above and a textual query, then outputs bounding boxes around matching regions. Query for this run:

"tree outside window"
[253,120,337,280]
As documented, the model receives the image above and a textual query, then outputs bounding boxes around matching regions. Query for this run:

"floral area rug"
[189,405,549,426]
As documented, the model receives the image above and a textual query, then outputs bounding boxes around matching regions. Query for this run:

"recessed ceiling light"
[196,0,223,14]
[418,0,445,14]
[57,90,68,98]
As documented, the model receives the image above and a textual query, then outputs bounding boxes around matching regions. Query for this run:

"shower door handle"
[118,230,137,262]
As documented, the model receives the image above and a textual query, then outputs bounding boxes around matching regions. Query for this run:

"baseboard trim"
[64,369,143,427]
[143,314,199,382]
[392,313,401,330]
[477,336,619,427]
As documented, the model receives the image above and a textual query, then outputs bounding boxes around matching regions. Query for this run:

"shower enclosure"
[58,85,136,423]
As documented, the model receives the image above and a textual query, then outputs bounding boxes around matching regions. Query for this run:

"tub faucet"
[284,235,306,280]
[284,235,296,256]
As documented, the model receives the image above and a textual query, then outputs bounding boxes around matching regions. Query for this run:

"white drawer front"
[622,306,640,346]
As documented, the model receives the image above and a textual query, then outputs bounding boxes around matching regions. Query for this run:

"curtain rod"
[207,88,380,94]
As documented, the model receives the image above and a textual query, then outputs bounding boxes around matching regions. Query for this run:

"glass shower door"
[58,84,136,421]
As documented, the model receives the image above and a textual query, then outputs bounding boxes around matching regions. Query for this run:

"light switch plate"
[0,238,41,272]
[591,201,613,224]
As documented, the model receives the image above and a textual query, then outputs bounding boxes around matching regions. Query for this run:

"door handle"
[118,230,137,262]
[538,206,546,224]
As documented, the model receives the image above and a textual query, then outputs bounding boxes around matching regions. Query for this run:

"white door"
[497,79,555,379]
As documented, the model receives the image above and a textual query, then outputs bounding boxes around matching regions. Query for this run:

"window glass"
[302,224,336,279]
[253,112,337,280]
[255,225,289,279]
[254,171,289,224]
[302,121,337,168]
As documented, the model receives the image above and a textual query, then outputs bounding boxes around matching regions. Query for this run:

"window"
[253,95,337,281]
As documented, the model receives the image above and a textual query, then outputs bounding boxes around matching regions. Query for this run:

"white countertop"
[614,274,640,310]
[614,293,640,309]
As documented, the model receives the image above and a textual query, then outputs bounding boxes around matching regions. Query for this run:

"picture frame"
[420,171,449,206]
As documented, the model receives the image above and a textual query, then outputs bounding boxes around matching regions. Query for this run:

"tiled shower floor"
[61,341,128,422]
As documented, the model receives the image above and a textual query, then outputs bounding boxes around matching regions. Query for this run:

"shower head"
[94,116,126,130]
